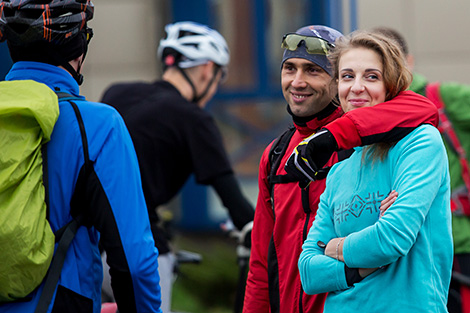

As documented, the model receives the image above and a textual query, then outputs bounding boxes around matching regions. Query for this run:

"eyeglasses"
[281,33,334,55]
[214,65,228,85]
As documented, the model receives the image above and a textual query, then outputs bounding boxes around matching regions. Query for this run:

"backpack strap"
[35,92,90,313]
[426,83,470,213]
[267,126,316,220]
[267,125,297,195]
[266,126,353,211]
[426,83,460,154]
[41,144,50,220]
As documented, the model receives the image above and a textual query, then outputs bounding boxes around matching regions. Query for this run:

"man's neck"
[58,57,81,80]
[163,69,195,102]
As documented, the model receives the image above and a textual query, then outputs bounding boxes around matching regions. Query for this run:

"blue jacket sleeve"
[81,102,162,312]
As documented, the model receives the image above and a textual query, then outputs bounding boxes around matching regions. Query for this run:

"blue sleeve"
[343,126,449,268]
[298,177,350,295]
[82,103,162,312]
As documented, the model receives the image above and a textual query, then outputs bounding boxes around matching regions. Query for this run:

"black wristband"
[344,265,364,286]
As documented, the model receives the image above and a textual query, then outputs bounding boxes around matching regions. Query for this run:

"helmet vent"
[178,30,198,38]
[182,43,199,49]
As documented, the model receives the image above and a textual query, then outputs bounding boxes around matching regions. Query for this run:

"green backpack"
[0,81,89,313]
[0,80,59,302]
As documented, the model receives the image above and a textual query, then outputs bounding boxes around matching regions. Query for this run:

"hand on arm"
[380,190,398,218]
[325,238,379,279]
[211,173,255,249]
[324,190,398,278]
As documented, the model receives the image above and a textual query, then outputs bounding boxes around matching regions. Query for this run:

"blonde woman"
[298,31,453,312]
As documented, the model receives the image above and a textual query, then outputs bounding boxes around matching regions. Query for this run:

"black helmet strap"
[177,67,199,103]
[195,65,221,103]
[51,30,90,85]
[178,65,221,104]
[45,45,85,85]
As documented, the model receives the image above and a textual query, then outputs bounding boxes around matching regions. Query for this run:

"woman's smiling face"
[338,47,386,113]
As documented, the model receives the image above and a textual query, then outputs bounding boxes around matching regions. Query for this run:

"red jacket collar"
[293,105,343,136]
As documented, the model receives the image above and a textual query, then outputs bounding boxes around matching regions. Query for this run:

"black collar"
[287,100,338,127]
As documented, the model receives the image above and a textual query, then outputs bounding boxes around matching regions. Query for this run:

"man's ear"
[200,61,215,81]
[72,55,82,63]
[406,54,415,71]
[69,54,84,71]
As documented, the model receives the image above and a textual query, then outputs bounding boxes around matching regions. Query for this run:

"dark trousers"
[448,253,470,313]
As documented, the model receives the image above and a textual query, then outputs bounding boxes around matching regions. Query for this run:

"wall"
[80,0,169,102]
[357,0,470,85]
[82,1,470,101]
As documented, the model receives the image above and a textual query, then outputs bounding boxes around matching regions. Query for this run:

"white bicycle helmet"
[158,21,230,69]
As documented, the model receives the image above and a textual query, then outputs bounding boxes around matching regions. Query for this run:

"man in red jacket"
[243,25,438,313]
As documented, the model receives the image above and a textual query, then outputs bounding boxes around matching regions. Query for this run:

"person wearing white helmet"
[157,21,230,106]
[158,21,229,67]
[101,21,254,313]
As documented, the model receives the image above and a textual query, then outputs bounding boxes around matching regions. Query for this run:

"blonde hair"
[328,30,413,162]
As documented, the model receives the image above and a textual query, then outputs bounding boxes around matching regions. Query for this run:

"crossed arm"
[298,126,448,296]
[323,190,398,278]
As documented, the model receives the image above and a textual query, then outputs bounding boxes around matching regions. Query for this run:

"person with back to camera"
[0,0,162,313]
[100,21,255,313]
[297,30,453,313]
[243,24,440,313]
[372,26,470,313]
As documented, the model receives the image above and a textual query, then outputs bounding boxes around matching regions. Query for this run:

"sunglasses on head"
[281,33,334,55]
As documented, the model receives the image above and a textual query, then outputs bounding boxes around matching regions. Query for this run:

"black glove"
[285,129,338,182]
[304,129,338,170]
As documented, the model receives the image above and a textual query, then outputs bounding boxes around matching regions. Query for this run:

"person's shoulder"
[328,149,358,178]
[101,80,157,103]
[395,124,443,151]
[105,81,153,93]
[408,124,440,138]
[439,81,470,108]
[138,80,191,108]
[440,81,470,94]
[72,99,124,126]
[73,98,116,110]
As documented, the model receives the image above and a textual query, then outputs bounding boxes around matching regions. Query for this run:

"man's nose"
[291,70,307,88]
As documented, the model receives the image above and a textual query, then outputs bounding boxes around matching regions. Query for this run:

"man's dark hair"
[372,27,408,55]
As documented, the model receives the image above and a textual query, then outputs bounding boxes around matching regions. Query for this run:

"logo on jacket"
[334,191,385,224]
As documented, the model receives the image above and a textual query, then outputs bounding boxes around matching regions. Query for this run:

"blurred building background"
[1,0,469,230]
[0,1,468,311]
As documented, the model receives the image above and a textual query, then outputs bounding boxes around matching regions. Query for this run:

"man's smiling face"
[281,57,336,117]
